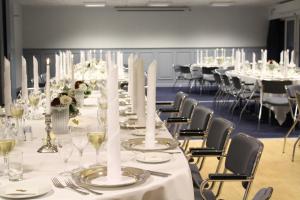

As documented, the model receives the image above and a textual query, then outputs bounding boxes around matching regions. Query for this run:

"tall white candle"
[80,51,85,64]
[145,60,157,148]
[46,58,51,114]
[21,56,28,100]
[106,52,121,183]
[290,50,295,67]
[71,54,74,87]
[4,58,12,115]
[99,50,103,61]
[33,56,39,92]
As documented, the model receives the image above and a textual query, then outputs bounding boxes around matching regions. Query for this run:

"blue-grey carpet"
[157,87,299,138]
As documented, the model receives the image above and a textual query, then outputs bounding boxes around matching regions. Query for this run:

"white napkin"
[33,56,39,92]
[106,51,122,182]
[135,58,146,126]
[4,57,12,115]
[21,56,28,100]
[55,54,60,82]
[117,51,124,79]
[145,60,157,148]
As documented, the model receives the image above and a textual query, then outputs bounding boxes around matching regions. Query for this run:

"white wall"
[22,6,269,49]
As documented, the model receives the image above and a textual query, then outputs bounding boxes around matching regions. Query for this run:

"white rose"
[79,83,88,91]
[59,95,72,105]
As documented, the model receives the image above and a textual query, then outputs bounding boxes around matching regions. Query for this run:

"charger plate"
[72,166,150,188]
[122,138,178,152]
[120,120,163,129]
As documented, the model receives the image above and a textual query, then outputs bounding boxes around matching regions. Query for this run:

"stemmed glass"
[10,101,24,138]
[28,91,41,119]
[87,131,106,167]
[57,135,74,176]
[71,127,88,170]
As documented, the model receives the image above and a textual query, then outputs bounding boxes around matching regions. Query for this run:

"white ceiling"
[16,0,282,7]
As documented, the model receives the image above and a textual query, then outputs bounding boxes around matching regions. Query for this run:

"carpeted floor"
[157,87,299,138]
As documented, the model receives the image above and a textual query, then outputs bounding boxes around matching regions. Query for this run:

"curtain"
[266,19,285,62]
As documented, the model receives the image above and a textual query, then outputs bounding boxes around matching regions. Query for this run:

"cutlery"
[65,179,103,195]
[52,177,89,195]
[147,170,171,177]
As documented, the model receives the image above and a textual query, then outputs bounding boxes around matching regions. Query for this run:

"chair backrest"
[252,187,273,200]
[231,76,242,90]
[190,105,213,131]
[261,80,292,94]
[202,67,217,74]
[225,133,264,186]
[286,84,300,98]
[173,65,182,73]
[180,98,198,118]
[180,65,191,74]
[206,117,234,151]
[295,92,300,108]
[213,73,222,85]
[174,91,188,110]
[221,74,231,87]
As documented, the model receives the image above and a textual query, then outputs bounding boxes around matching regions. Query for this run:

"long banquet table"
[0,92,194,200]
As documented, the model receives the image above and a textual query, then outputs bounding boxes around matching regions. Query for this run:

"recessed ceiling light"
[84,1,106,7]
[148,1,170,7]
[210,1,235,7]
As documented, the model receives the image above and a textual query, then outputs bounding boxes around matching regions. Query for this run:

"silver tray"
[72,166,150,188]
[122,137,179,152]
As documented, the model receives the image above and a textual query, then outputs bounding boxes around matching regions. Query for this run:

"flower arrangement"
[267,60,279,71]
[51,92,79,117]
[75,80,92,97]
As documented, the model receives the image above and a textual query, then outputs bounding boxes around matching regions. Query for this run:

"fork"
[52,177,89,195]
[65,179,103,195]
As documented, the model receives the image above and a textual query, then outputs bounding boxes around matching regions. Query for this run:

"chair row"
[156,91,273,200]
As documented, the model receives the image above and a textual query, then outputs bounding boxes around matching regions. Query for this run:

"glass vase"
[51,106,69,135]
[74,89,85,107]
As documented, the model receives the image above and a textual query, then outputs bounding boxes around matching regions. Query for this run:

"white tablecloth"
[0,94,194,200]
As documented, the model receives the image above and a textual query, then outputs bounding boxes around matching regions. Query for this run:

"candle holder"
[37,114,58,153]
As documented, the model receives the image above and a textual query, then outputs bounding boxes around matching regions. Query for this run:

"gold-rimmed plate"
[72,166,150,188]
[120,120,163,129]
[122,138,178,152]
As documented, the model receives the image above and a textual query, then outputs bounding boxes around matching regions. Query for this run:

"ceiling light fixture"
[210,1,235,7]
[84,1,106,7]
[148,1,170,7]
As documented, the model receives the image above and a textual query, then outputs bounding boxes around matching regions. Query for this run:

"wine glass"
[0,131,16,176]
[28,91,40,119]
[71,127,88,170]
[10,101,24,132]
[57,136,74,176]
[87,131,106,167]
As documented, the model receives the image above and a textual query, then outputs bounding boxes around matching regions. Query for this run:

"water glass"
[8,151,23,181]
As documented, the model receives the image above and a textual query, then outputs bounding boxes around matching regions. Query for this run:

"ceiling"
[16,0,283,7]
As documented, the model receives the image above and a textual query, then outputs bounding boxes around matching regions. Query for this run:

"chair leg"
[257,104,263,130]
[292,136,300,162]
[172,78,178,89]
[283,120,298,153]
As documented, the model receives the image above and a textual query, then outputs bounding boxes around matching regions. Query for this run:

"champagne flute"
[10,101,24,132]
[71,128,88,170]
[87,132,106,166]
[57,136,74,176]
[28,91,40,119]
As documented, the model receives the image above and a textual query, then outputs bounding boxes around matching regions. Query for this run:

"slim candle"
[33,56,39,92]
[46,58,51,114]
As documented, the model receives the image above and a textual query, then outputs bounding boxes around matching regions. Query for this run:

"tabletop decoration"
[75,80,92,98]
[145,61,157,148]
[51,93,75,135]
[4,57,12,115]
[74,60,106,81]
[135,57,146,127]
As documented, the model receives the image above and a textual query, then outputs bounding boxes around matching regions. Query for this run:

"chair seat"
[253,187,273,200]
[263,96,289,106]
[203,74,215,82]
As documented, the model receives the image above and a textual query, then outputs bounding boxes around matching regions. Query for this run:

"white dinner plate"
[132,130,159,136]
[0,179,52,199]
[136,152,172,164]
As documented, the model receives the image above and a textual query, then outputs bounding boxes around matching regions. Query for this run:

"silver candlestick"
[37,114,58,153]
